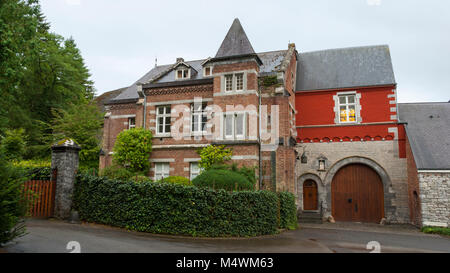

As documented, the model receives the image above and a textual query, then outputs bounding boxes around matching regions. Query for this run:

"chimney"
[176,57,184,63]
[288,43,296,49]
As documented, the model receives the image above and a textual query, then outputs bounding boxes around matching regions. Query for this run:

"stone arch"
[323,156,396,221]
[297,173,325,211]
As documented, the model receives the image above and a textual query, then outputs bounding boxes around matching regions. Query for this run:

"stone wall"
[418,172,450,227]
[295,140,409,223]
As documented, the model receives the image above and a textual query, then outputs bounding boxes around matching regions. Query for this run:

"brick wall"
[405,134,422,226]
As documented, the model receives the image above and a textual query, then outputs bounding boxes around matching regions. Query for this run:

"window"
[225,74,233,92]
[154,163,170,181]
[190,162,201,180]
[156,106,171,134]
[176,68,190,79]
[191,103,207,133]
[338,94,357,123]
[128,117,136,129]
[203,66,212,77]
[235,73,244,91]
[224,113,246,139]
[224,73,245,92]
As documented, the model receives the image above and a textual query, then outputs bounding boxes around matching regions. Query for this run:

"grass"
[421,226,450,236]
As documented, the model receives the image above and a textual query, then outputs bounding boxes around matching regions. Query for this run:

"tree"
[0,129,27,161]
[51,103,103,170]
[0,155,27,246]
[0,0,95,159]
[113,128,153,173]
[197,145,232,170]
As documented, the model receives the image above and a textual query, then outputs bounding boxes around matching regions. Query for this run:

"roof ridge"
[300,44,389,55]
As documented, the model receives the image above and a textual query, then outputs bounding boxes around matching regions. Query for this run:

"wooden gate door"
[303,180,318,210]
[23,179,56,218]
[331,164,384,223]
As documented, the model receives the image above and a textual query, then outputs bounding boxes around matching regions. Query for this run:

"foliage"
[51,103,103,170]
[99,165,147,182]
[12,159,51,180]
[278,192,298,230]
[158,176,191,186]
[0,129,27,161]
[74,174,281,237]
[261,76,279,87]
[197,145,232,170]
[192,168,254,191]
[0,156,27,245]
[113,128,153,173]
[0,0,95,159]
[421,226,450,236]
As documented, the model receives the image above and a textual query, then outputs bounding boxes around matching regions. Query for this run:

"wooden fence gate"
[23,179,56,218]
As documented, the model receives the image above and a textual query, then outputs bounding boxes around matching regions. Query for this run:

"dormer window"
[203,66,212,77]
[176,68,190,80]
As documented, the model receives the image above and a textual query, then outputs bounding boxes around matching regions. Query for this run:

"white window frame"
[127,117,136,129]
[338,94,357,124]
[225,74,233,92]
[203,66,213,77]
[235,73,244,91]
[190,162,201,180]
[191,103,207,134]
[154,162,170,181]
[156,105,171,135]
[223,112,246,140]
[175,68,190,80]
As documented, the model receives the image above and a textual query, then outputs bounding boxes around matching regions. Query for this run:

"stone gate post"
[51,139,81,220]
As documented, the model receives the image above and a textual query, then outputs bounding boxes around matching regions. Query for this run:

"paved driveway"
[3,219,449,253]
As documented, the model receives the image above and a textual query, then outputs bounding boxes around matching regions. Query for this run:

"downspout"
[258,80,263,190]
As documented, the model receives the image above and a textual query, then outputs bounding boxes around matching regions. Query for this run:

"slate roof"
[107,50,288,103]
[398,102,450,170]
[215,18,256,59]
[296,45,396,91]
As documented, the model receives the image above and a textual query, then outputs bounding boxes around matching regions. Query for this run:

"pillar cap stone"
[51,138,81,151]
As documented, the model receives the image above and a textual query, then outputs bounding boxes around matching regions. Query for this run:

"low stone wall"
[419,172,450,227]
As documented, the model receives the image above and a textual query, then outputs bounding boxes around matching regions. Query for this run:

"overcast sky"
[40,0,449,102]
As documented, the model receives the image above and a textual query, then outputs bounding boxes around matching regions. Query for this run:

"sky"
[40,0,450,103]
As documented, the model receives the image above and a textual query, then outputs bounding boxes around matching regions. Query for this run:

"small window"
[155,163,170,181]
[338,94,357,123]
[203,66,212,77]
[235,73,244,91]
[176,68,190,79]
[128,117,136,129]
[190,162,201,180]
[156,106,171,134]
[225,74,233,92]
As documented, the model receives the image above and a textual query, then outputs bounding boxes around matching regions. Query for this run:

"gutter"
[137,84,146,129]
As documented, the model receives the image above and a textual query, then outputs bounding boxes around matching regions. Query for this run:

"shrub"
[74,174,279,237]
[192,168,254,191]
[99,165,148,182]
[0,158,27,245]
[113,128,153,173]
[158,176,190,186]
[421,226,450,236]
[12,160,52,180]
[0,129,27,161]
[197,145,232,170]
[278,192,298,230]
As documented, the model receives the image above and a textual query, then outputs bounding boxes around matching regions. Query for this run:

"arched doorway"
[331,164,384,223]
[303,180,318,210]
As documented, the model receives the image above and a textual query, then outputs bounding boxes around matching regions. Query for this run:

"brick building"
[100,18,448,225]
[101,18,297,191]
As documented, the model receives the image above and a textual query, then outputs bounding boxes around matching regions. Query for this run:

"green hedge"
[158,176,191,186]
[278,192,298,230]
[74,174,281,237]
[192,168,254,191]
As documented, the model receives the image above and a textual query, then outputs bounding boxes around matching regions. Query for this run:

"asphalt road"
[3,219,450,253]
